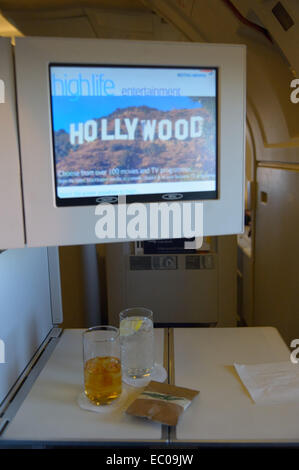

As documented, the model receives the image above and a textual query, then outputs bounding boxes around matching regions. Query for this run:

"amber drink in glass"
[83,326,122,405]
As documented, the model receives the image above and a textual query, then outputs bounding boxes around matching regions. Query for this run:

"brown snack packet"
[125,380,199,426]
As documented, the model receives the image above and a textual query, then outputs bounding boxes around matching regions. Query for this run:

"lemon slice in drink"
[120,318,143,336]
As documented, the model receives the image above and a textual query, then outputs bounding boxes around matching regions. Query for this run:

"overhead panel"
[232,0,298,74]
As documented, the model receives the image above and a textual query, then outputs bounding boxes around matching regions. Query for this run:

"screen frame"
[48,63,219,207]
[15,37,245,246]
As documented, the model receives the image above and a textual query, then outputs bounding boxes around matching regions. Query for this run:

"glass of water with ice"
[119,307,154,379]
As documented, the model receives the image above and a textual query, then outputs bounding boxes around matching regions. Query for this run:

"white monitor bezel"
[15,37,245,246]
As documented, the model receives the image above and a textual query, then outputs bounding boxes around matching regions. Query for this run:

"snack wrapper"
[125,380,199,426]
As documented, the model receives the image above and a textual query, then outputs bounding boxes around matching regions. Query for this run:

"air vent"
[272,2,294,31]
[185,255,215,270]
[185,256,202,270]
[130,256,152,270]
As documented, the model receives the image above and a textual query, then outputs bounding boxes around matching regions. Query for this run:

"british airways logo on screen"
[51,72,115,97]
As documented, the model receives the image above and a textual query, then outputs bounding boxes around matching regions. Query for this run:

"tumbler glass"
[119,307,154,379]
[83,326,122,405]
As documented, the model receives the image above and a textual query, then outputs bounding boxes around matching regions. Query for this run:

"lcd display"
[49,65,218,206]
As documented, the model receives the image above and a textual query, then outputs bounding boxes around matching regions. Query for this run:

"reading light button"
[162,193,183,200]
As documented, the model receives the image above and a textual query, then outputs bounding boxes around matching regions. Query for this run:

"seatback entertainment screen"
[49,64,218,206]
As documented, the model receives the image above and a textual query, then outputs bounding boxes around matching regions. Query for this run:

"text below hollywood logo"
[94,195,203,247]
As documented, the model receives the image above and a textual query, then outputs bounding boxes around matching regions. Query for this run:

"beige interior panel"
[254,166,299,344]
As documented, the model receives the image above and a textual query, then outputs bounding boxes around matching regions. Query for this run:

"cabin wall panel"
[0,247,53,405]
[0,38,25,249]
[254,166,299,344]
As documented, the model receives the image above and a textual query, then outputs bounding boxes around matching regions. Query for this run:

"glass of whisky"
[83,326,122,406]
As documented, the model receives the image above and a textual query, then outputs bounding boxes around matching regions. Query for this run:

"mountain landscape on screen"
[54,100,216,186]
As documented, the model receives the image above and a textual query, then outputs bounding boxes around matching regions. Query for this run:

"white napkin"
[234,361,299,405]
